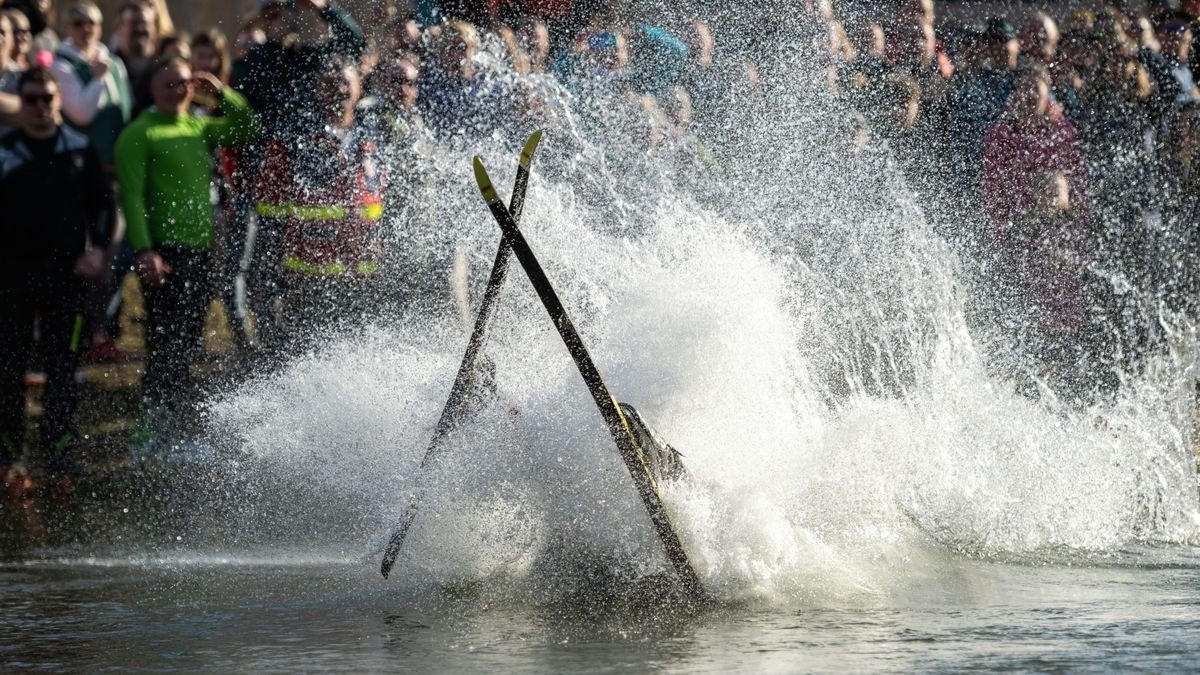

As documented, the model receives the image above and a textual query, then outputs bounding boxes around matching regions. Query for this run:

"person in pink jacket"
[981,63,1092,394]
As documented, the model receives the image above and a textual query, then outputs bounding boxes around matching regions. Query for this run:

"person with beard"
[112,1,157,114]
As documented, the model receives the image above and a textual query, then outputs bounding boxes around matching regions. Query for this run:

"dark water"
[6,20,1200,671]
[3,549,1199,672]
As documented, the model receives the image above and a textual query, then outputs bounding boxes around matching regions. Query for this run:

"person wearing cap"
[233,0,366,138]
[115,57,259,449]
[956,18,1019,135]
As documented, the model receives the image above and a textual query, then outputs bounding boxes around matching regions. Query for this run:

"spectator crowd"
[1,0,1198,494]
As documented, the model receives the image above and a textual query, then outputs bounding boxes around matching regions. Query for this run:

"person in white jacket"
[51,1,131,168]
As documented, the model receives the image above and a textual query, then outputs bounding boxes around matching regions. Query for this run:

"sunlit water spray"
[199,30,1200,608]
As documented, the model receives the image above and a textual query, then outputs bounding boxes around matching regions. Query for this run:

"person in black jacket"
[0,66,111,486]
[233,0,367,138]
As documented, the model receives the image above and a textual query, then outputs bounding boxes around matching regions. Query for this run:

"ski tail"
[512,130,540,221]
[380,131,543,580]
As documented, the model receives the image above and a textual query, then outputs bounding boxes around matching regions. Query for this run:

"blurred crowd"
[1,0,1198,491]
[823,0,1199,400]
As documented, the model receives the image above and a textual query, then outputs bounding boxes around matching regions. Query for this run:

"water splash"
[204,29,1200,607]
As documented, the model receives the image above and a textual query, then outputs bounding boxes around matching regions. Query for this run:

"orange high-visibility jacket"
[255,125,385,278]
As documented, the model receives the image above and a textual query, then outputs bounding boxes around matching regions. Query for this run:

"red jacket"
[255,125,385,278]
[982,110,1090,330]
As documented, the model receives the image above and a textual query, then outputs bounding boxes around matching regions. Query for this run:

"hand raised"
[191,70,225,98]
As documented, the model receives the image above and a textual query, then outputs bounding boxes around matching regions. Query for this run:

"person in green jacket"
[115,56,259,450]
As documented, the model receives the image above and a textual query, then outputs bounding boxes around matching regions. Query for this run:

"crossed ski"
[380,131,705,600]
[379,131,542,579]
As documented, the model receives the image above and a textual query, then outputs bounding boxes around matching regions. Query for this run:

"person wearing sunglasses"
[0,66,112,487]
[3,7,33,69]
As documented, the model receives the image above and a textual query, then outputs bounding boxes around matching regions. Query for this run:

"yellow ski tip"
[473,156,499,203]
[520,130,543,168]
